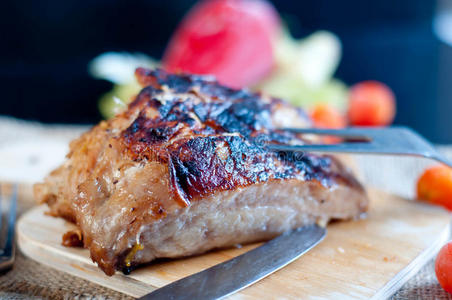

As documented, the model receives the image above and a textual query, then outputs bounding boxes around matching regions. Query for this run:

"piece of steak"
[34,68,368,276]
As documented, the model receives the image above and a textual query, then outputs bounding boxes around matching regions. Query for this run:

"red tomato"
[310,104,346,144]
[348,81,396,126]
[163,0,280,88]
[310,104,347,129]
[436,242,452,293]
[417,165,452,211]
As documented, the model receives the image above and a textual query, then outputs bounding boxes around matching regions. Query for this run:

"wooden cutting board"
[17,189,451,299]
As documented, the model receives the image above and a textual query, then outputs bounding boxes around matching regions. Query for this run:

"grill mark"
[120,68,363,204]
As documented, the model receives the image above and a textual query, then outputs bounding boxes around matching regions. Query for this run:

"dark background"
[2,0,452,142]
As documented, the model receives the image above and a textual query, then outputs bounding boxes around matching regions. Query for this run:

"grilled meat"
[34,68,368,276]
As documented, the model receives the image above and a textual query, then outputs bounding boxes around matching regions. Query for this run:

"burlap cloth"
[0,117,451,299]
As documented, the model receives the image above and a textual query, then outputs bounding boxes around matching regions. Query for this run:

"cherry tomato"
[348,81,396,126]
[163,0,280,88]
[310,104,346,144]
[417,165,452,211]
[310,104,347,129]
[436,242,452,293]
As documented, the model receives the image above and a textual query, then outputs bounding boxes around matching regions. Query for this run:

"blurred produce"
[417,165,452,211]
[98,82,140,119]
[348,81,396,126]
[310,104,346,129]
[163,0,279,88]
[90,52,157,118]
[310,103,346,143]
[256,30,347,111]
[89,52,157,84]
[90,0,396,128]
[436,242,452,294]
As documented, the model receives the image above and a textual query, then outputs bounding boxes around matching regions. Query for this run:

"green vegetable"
[257,73,348,111]
[254,29,348,111]
[98,82,141,119]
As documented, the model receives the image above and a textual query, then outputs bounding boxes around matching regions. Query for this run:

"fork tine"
[0,184,17,271]
[283,127,371,139]
[268,143,372,153]
[271,126,452,168]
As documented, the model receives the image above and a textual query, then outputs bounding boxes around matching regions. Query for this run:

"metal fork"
[268,126,452,168]
[0,184,17,272]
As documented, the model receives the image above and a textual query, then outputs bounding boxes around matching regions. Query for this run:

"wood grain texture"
[17,189,451,299]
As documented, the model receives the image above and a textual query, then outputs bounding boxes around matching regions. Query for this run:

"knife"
[139,224,326,300]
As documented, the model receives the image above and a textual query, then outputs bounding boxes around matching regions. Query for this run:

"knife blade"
[139,224,326,300]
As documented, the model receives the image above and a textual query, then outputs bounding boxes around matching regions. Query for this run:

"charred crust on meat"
[34,67,368,277]
[168,156,191,207]
[119,68,364,203]
[62,230,83,247]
